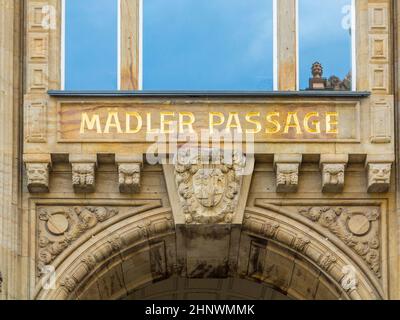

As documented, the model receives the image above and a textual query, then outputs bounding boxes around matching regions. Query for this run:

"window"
[63,0,119,90]
[298,0,355,91]
[61,1,357,92]
[143,0,274,90]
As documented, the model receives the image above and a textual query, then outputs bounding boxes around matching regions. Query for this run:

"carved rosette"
[71,163,96,193]
[298,206,381,277]
[175,148,246,224]
[118,163,141,193]
[37,206,118,275]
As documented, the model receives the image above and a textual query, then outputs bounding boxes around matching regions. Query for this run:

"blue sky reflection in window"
[299,0,353,90]
[143,0,274,91]
[65,0,118,90]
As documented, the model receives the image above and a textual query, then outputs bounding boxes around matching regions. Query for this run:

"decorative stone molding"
[241,208,381,300]
[175,148,246,224]
[320,154,348,193]
[115,154,143,193]
[37,206,118,274]
[299,206,381,276]
[273,154,302,193]
[38,209,174,299]
[69,154,97,193]
[341,265,358,292]
[291,235,310,253]
[23,154,51,193]
[318,252,337,271]
[365,155,393,193]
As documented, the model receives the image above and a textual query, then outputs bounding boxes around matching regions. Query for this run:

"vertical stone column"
[0,0,21,300]
[120,0,141,90]
[277,0,297,90]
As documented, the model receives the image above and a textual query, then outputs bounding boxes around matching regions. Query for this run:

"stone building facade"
[1,0,400,300]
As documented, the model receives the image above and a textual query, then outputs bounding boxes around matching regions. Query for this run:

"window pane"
[299,0,353,90]
[65,0,118,90]
[143,0,274,90]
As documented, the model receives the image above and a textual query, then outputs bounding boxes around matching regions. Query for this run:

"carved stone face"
[312,62,323,78]
[369,164,391,185]
[323,164,345,185]
[27,163,48,185]
[192,168,226,208]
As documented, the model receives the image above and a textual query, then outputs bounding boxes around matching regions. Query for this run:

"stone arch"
[35,205,383,300]
[35,206,175,300]
[241,205,383,300]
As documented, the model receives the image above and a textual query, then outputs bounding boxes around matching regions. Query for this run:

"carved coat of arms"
[175,148,246,224]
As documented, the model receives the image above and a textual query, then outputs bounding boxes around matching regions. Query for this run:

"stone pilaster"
[0,0,21,300]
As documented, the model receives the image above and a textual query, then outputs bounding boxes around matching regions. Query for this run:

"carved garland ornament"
[37,206,118,274]
[175,148,246,224]
[298,206,381,277]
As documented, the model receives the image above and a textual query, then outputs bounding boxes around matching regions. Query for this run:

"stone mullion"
[120,0,141,90]
[277,0,297,90]
[0,0,20,300]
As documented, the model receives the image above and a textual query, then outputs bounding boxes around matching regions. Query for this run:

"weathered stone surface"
[274,154,302,193]
[367,163,392,193]
[116,154,143,193]
[320,154,349,193]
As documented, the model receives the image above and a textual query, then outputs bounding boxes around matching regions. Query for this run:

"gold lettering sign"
[58,102,360,142]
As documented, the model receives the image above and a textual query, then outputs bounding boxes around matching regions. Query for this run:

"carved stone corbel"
[115,154,143,193]
[273,154,302,193]
[23,154,51,193]
[320,154,348,193]
[365,155,393,193]
[69,154,97,193]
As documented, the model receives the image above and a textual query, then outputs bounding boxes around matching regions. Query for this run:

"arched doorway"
[34,204,382,300]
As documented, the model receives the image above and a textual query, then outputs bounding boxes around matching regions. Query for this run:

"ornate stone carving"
[291,235,310,253]
[321,163,345,193]
[37,206,118,274]
[275,163,299,193]
[71,163,96,193]
[341,266,358,292]
[299,206,381,276]
[107,235,124,253]
[175,148,246,224]
[26,162,50,193]
[81,255,97,271]
[327,72,352,91]
[60,275,77,293]
[367,163,391,193]
[118,163,141,193]
[243,215,280,240]
[318,252,337,271]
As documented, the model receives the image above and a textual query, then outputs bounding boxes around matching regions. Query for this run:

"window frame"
[60,0,357,92]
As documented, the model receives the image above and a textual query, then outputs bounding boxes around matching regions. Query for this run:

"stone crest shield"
[175,148,246,224]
